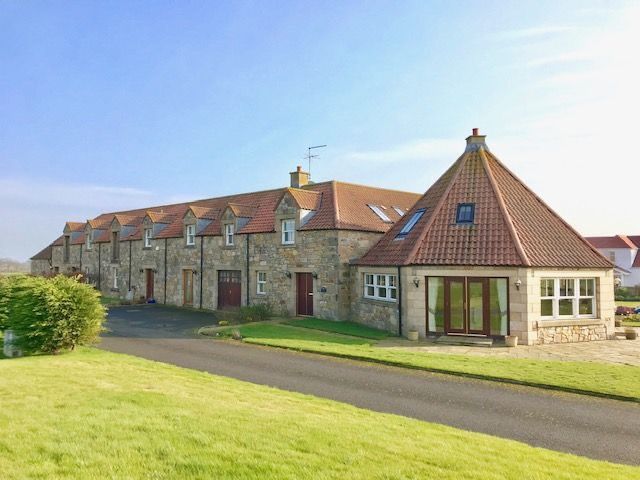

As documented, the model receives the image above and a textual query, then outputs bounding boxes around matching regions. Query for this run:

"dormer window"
[282,219,295,245]
[185,225,195,246]
[225,224,234,246]
[144,228,153,248]
[85,232,92,251]
[396,208,426,238]
[368,204,392,223]
[456,203,475,224]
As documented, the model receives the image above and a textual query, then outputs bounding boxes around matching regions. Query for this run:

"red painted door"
[145,269,154,300]
[296,273,314,316]
[218,270,241,309]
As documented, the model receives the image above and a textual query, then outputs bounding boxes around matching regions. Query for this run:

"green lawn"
[616,301,640,308]
[0,349,637,479]
[99,295,122,307]
[217,323,640,402]
[284,317,390,339]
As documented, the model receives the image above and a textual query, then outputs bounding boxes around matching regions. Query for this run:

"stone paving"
[377,335,640,366]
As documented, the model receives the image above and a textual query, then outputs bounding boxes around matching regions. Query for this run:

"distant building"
[584,235,640,287]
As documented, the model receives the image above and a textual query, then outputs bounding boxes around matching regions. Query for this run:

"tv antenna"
[305,144,327,179]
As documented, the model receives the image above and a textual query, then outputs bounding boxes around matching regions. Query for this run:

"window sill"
[184,245,196,249]
[537,318,603,328]
[362,296,397,305]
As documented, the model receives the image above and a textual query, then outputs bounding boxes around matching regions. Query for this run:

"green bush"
[238,304,273,323]
[0,275,106,355]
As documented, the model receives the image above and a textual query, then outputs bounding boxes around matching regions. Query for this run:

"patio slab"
[377,336,640,366]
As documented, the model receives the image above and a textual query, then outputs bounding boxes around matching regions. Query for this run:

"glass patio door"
[444,277,489,335]
[444,277,466,333]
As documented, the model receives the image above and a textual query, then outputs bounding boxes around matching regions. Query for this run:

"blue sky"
[1,1,639,260]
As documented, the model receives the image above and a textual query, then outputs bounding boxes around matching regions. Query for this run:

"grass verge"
[0,348,637,479]
[284,317,390,339]
[217,323,640,402]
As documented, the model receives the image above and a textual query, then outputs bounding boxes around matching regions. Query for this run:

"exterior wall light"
[413,278,421,288]
[312,272,318,279]
[285,271,292,278]
[515,279,522,290]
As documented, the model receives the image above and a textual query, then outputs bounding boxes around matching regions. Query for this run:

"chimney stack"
[465,128,488,152]
[290,165,310,188]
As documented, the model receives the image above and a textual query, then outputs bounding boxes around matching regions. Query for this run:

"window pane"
[489,278,508,335]
[560,279,574,297]
[541,299,553,317]
[377,287,387,298]
[388,275,396,287]
[377,276,386,287]
[580,279,594,297]
[365,274,373,285]
[541,279,554,297]
[367,286,375,296]
[559,299,574,316]
[579,298,593,315]
[427,277,444,333]
[449,280,465,330]
[389,288,397,299]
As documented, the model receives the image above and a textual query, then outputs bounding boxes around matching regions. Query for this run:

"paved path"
[101,306,640,465]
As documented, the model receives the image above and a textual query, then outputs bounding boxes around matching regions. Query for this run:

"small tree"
[2,275,106,355]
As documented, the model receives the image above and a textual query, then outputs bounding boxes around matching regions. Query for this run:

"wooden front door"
[296,273,314,316]
[443,277,489,335]
[183,269,194,306]
[218,270,241,309]
[145,269,154,300]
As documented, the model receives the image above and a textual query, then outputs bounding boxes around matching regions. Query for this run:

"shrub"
[1,275,106,355]
[218,320,229,326]
[238,304,273,323]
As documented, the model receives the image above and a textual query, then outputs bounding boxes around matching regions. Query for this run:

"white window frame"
[257,271,267,295]
[393,206,405,217]
[85,232,92,251]
[112,267,118,290]
[144,228,153,248]
[367,204,392,223]
[364,273,397,302]
[540,278,596,320]
[225,223,234,246]
[185,225,195,246]
[282,219,296,245]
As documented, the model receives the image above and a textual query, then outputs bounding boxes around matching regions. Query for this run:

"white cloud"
[337,138,461,164]
[498,25,576,39]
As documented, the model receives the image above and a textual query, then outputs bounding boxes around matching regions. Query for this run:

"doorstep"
[434,335,494,347]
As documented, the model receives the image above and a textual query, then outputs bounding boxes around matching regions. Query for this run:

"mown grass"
[99,295,123,307]
[284,317,390,339]
[0,348,637,479]
[616,301,640,308]
[218,324,640,402]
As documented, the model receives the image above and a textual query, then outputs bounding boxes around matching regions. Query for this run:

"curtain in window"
[497,278,508,336]
[427,277,443,332]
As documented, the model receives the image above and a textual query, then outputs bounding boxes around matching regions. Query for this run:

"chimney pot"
[290,166,310,188]
[472,128,479,136]
[297,165,302,172]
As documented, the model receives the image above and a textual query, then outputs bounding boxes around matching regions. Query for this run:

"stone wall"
[30,259,51,275]
[349,265,400,334]
[536,322,608,344]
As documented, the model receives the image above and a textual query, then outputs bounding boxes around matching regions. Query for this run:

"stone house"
[352,130,615,345]
[32,167,420,320]
[31,131,616,345]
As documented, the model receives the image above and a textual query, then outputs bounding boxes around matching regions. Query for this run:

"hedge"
[0,275,106,355]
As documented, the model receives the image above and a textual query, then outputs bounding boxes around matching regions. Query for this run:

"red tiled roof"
[585,235,638,249]
[147,211,177,224]
[65,222,84,232]
[356,134,613,269]
[227,203,257,218]
[30,244,53,260]
[33,182,420,254]
[186,206,218,220]
[287,188,322,211]
[628,235,640,248]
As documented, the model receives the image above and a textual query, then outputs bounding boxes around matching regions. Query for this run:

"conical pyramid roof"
[356,131,612,268]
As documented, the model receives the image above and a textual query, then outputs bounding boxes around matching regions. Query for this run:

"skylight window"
[456,203,475,224]
[368,204,392,223]
[397,208,426,237]
[393,206,405,217]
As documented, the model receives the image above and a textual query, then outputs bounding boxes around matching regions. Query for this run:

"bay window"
[540,278,596,319]
[364,274,397,302]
